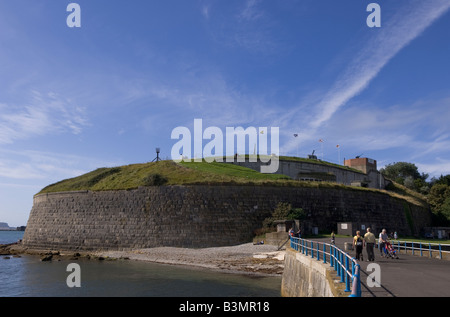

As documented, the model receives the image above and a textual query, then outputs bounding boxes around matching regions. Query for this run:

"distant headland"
[0,222,26,231]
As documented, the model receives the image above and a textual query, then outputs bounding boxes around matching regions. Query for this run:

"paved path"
[312,237,450,297]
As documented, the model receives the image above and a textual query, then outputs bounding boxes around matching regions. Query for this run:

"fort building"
[228,156,388,189]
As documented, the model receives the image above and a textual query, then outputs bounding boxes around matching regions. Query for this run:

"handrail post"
[344,257,351,292]
[338,252,342,282]
[334,247,338,272]
[412,242,415,256]
[357,264,361,297]
[311,241,314,258]
[439,244,442,260]
[429,243,432,258]
[420,242,423,257]
[330,245,334,267]
[323,244,327,264]
[317,243,320,261]
[305,240,308,256]
[340,253,345,283]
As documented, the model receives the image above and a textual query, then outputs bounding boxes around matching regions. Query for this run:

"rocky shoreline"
[1,242,285,276]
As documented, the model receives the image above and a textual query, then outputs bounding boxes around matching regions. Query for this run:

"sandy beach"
[94,243,285,276]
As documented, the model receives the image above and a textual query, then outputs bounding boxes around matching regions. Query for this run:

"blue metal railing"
[391,240,450,260]
[290,237,361,297]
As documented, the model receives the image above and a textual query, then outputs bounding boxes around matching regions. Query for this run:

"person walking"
[363,228,376,261]
[379,229,388,257]
[353,231,364,261]
[288,228,294,240]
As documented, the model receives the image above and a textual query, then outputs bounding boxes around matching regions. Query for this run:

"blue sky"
[1,0,450,227]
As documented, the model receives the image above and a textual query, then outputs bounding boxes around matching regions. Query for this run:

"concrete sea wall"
[22,185,431,251]
[281,248,343,297]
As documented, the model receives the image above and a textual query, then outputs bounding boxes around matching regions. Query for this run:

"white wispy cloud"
[281,0,450,154]
[201,0,279,54]
[141,72,276,129]
[0,90,89,144]
[238,0,264,22]
[0,148,122,181]
[417,159,450,178]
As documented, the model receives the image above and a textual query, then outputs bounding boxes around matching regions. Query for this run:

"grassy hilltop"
[38,160,291,194]
[36,159,428,209]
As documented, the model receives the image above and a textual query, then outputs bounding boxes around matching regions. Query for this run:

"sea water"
[0,231,281,297]
[0,230,24,245]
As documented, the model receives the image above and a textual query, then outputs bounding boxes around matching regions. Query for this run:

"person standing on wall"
[353,231,364,261]
[363,228,376,261]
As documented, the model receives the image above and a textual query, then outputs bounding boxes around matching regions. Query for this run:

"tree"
[441,197,450,225]
[381,162,425,181]
[263,202,306,228]
[431,174,450,187]
[428,184,450,225]
[428,184,450,210]
[381,162,429,192]
[404,176,415,190]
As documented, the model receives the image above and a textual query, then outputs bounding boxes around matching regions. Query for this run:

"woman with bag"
[353,231,364,261]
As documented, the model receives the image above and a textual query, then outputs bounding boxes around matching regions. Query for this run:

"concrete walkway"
[311,237,450,297]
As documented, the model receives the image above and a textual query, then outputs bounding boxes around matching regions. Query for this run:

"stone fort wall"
[22,185,431,251]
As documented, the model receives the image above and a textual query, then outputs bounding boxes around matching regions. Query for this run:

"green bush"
[263,202,306,228]
[143,173,168,186]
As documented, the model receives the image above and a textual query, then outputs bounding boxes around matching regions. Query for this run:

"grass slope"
[37,160,291,194]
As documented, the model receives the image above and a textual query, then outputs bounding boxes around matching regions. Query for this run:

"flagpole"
[319,139,324,161]
[337,145,341,165]
[294,134,299,158]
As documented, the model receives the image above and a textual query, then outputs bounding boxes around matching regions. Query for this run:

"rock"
[41,254,53,261]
